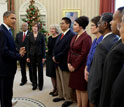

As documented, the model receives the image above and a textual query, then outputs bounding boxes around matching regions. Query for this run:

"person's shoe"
[49,91,54,95]
[53,97,64,102]
[20,82,26,86]
[32,86,37,90]
[49,90,56,95]
[62,101,73,107]
[39,87,43,91]
[52,92,58,97]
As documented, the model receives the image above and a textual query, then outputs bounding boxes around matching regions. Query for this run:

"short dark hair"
[101,12,113,30]
[91,16,101,27]
[118,6,124,14]
[62,17,71,28]
[75,16,89,29]
[3,11,15,18]
[117,7,124,22]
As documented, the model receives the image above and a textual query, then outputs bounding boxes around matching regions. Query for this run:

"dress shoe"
[49,92,54,95]
[39,87,43,91]
[20,82,26,86]
[53,97,64,102]
[52,92,58,97]
[49,89,56,95]
[32,86,37,90]
[62,101,73,107]
[49,91,55,95]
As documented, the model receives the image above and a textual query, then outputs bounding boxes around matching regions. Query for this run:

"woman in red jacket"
[68,16,92,107]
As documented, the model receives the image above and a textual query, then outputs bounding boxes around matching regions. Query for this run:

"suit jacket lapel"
[1,24,16,50]
[21,32,23,42]
[23,31,30,42]
[31,33,35,43]
[1,24,14,40]
[36,32,40,41]
[62,30,70,40]
[27,31,30,36]
[55,33,62,45]
[56,30,71,45]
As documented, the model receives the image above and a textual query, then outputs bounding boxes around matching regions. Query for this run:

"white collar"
[62,28,70,35]
[2,23,10,31]
[23,30,28,35]
[119,36,121,40]
[103,32,112,39]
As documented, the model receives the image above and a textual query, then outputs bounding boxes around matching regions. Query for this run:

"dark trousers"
[19,55,32,83]
[0,76,14,107]
[30,55,43,89]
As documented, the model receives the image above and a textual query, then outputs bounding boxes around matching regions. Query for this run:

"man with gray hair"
[0,11,25,107]
[15,22,32,86]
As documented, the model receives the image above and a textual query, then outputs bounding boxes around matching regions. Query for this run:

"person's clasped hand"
[19,47,26,57]
[68,63,75,72]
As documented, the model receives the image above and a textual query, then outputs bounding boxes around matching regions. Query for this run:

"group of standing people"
[86,7,124,107]
[46,16,92,107]
[0,6,124,107]
[46,6,124,107]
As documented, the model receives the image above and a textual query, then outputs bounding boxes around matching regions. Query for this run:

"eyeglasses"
[97,21,105,26]
[91,24,96,27]
[60,22,65,25]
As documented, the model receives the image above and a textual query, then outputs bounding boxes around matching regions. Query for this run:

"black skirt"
[46,55,56,78]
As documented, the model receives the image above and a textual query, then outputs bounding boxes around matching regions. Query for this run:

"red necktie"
[22,33,26,42]
[60,33,64,40]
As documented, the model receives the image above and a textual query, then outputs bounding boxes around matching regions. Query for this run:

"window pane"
[115,0,124,10]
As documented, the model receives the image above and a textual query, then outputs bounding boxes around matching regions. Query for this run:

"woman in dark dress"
[46,24,61,96]
[68,16,92,107]
[27,23,45,91]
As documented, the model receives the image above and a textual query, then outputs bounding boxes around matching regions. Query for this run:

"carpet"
[12,97,46,107]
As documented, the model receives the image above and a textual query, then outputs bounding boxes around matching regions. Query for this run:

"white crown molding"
[0,0,7,4]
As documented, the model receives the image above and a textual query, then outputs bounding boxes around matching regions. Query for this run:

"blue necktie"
[9,29,14,40]
[9,29,13,36]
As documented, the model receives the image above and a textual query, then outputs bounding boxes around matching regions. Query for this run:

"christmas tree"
[22,0,47,33]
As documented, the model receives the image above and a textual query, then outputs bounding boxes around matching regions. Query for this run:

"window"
[115,0,124,10]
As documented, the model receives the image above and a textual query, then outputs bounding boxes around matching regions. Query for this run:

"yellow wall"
[15,0,100,39]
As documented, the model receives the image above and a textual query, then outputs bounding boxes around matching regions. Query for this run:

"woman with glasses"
[84,16,103,82]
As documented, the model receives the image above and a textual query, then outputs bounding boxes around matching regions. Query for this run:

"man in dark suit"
[99,7,124,107]
[0,11,25,107]
[52,17,75,107]
[15,22,32,86]
[110,66,124,107]
[88,13,119,107]
[110,15,124,107]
